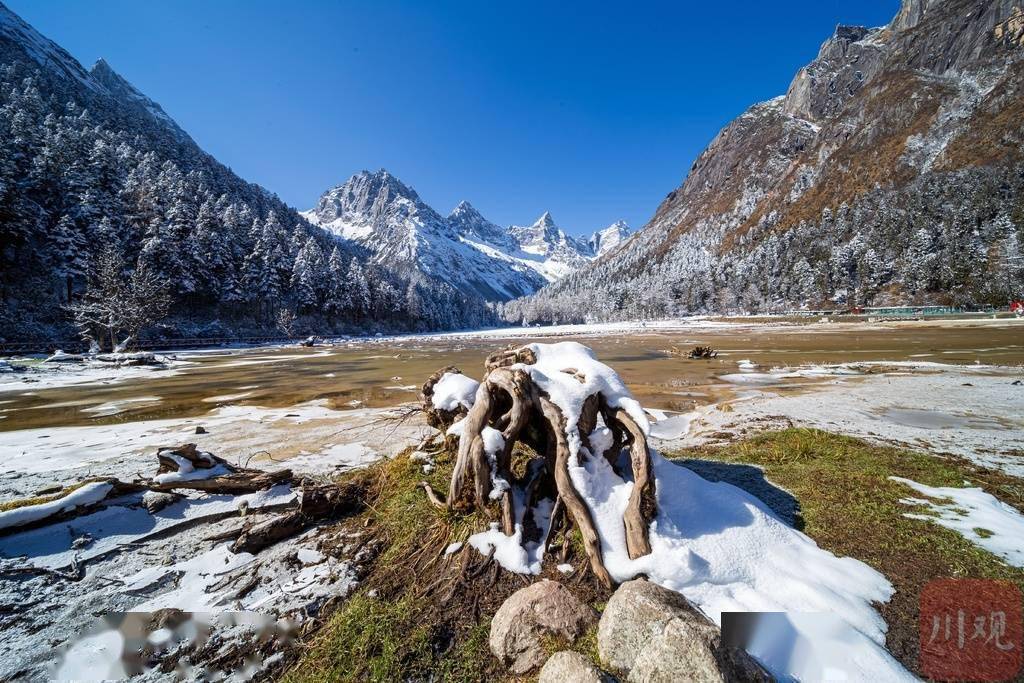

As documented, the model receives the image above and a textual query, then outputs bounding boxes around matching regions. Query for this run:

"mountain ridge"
[0,2,495,339]
[305,170,632,300]
[502,0,1024,323]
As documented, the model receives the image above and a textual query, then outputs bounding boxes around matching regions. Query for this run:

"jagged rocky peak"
[447,200,513,247]
[782,23,885,122]
[535,211,557,229]
[509,212,573,252]
[89,57,153,100]
[448,199,483,222]
[589,220,632,256]
[312,169,429,226]
[88,58,190,140]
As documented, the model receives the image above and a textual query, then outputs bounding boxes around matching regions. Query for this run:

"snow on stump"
[421,365,477,432]
[489,580,598,674]
[539,651,614,683]
[151,444,292,494]
[420,342,656,587]
[598,579,769,682]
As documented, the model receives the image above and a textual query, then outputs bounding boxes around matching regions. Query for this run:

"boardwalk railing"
[0,335,299,356]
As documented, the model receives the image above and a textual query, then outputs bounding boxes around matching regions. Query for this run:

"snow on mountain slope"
[305,171,549,301]
[88,58,192,145]
[506,212,594,281]
[588,220,633,257]
[505,0,1024,323]
[306,171,630,300]
[0,2,95,89]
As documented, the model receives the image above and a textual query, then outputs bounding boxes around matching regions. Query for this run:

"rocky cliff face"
[505,0,1024,322]
[589,221,632,257]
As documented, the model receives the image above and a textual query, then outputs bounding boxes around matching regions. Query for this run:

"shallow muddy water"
[2,320,1022,434]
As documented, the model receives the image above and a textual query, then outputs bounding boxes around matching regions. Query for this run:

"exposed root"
[418,481,448,509]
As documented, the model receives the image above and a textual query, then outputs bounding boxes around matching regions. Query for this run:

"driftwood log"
[150,444,292,494]
[229,480,366,554]
[421,344,656,587]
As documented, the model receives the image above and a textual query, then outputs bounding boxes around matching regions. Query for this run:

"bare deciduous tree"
[276,308,297,338]
[67,247,172,351]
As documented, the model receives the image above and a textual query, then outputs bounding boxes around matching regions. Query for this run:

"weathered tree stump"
[420,344,657,587]
[687,345,718,359]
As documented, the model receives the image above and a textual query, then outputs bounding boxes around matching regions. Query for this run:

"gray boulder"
[539,651,614,683]
[598,579,695,673]
[629,616,769,682]
[598,579,769,682]
[490,580,599,674]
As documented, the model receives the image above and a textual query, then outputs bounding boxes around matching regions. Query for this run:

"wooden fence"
[0,335,299,356]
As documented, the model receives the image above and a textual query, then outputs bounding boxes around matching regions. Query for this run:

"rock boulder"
[598,579,770,682]
[490,580,599,674]
[539,651,613,683]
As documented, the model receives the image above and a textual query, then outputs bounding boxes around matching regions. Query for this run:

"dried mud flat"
[0,317,1022,680]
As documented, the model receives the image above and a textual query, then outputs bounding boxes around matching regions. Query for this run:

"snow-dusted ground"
[674,361,1024,476]
[0,481,367,680]
[0,400,430,500]
[0,398,428,680]
[891,477,1024,567]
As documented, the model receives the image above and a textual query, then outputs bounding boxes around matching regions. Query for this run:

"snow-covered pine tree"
[346,260,371,319]
[51,215,89,302]
[291,236,327,311]
[325,246,351,319]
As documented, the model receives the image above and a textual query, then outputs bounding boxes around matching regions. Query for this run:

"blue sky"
[9,1,898,235]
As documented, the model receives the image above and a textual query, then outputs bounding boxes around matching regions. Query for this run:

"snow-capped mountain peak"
[447,200,514,249]
[508,212,591,279]
[588,220,632,256]
[534,211,557,229]
[306,170,629,299]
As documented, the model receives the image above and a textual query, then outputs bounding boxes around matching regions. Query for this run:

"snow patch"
[431,372,480,412]
[891,477,1024,567]
[0,482,113,531]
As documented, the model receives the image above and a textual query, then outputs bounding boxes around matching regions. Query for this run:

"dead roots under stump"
[421,345,656,588]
